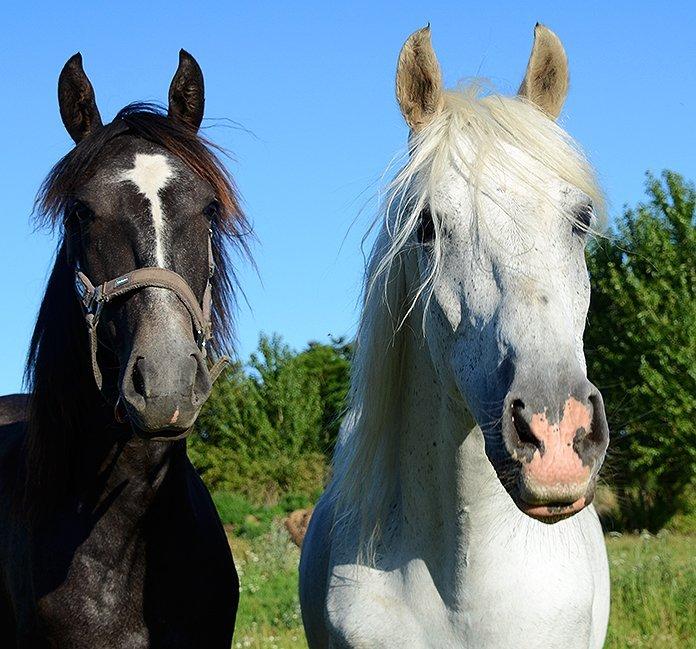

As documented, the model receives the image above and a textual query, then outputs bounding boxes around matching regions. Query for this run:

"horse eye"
[417,206,435,244]
[203,200,220,221]
[69,200,94,222]
[573,203,594,235]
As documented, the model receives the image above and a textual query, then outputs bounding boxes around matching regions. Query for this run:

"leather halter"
[73,229,228,392]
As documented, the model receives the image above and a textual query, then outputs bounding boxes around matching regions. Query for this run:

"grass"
[604,531,695,648]
[230,524,305,649]
[228,519,695,649]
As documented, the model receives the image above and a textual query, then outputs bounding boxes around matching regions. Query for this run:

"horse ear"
[58,53,103,144]
[168,49,205,131]
[518,24,569,119]
[396,26,444,131]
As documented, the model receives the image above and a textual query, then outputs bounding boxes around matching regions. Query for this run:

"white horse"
[300,24,611,649]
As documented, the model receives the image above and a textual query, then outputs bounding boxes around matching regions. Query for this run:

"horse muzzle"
[500,381,609,521]
[120,337,213,438]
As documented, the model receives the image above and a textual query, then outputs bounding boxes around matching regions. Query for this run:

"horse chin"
[115,398,196,442]
[509,475,597,523]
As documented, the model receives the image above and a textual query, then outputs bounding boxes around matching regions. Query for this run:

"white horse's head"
[385,24,609,521]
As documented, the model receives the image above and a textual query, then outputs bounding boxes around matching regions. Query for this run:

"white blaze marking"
[119,153,174,267]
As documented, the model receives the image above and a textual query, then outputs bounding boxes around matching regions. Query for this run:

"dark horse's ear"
[58,53,103,144]
[168,49,205,131]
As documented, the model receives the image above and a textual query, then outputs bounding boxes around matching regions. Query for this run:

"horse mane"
[330,85,605,563]
[24,103,251,511]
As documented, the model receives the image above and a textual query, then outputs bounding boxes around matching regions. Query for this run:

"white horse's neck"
[393,304,515,584]
[361,293,610,647]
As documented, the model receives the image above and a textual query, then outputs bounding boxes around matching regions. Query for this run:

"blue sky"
[1,1,695,393]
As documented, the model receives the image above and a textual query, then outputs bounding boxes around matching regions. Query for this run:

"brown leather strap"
[81,267,211,340]
[74,229,222,395]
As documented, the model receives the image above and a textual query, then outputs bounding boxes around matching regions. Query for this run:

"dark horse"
[0,50,249,647]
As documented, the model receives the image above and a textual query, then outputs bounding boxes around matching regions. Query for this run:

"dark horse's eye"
[203,200,220,221]
[573,203,594,235]
[417,206,435,244]
[68,200,94,222]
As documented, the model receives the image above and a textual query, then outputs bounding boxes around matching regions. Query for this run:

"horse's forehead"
[82,140,208,206]
[117,152,176,197]
[442,138,569,199]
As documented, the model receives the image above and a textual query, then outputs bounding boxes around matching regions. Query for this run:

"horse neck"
[391,300,604,613]
[395,309,509,543]
[83,435,188,514]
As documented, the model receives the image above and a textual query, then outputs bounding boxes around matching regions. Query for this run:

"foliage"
[190,334,350,503]
[213,491,314,539]
[586,171,696,530]
[230,525,306,649]
[295,337,352,453]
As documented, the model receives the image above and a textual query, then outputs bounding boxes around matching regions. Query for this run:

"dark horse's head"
[27,51,248,455]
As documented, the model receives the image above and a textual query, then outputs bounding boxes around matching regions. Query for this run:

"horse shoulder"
[299,494,336,648]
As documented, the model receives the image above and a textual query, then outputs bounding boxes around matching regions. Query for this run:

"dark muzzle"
[73,233,227,437]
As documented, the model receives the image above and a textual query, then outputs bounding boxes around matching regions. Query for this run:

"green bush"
[189,333,341,503]
[586,171,696,531]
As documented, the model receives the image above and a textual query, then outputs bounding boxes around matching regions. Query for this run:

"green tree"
[586,171,696,530]
[296,336,352,453]
[190,334,329,501]
[249,333,324,456]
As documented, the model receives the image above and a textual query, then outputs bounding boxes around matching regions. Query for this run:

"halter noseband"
[74,229,228,392]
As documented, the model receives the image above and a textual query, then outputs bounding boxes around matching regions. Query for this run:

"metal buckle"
[85,287,104,323]
[196,329,208,357]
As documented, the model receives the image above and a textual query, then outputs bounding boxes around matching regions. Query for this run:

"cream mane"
[330,85,605,562]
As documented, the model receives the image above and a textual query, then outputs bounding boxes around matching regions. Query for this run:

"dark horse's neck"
[23,241,185,518]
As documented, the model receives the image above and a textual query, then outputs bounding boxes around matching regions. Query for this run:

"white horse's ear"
[396,26,444,131]
[518,23,569,119]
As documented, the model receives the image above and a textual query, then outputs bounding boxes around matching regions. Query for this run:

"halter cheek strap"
[74,230,228,392]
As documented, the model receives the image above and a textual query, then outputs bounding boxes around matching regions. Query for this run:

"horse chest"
[32,526,150,648]
[324,514,606,649]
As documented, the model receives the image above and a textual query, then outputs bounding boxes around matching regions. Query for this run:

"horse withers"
[0,51,248,648]
[300,24,610,649]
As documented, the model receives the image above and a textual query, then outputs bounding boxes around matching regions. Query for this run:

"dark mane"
[24,103,251,511]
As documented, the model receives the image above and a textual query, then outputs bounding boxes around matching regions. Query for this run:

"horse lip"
[117,396,197,440]
[515,493,588,522]
[114,397,129,424]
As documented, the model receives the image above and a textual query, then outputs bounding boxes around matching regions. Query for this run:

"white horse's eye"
[572,203,594,235]
[417,207,435,243]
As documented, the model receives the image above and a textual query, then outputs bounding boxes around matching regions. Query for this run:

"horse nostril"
[132,357,146,398]
[587,394,604,445]
[511,399,543,452]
